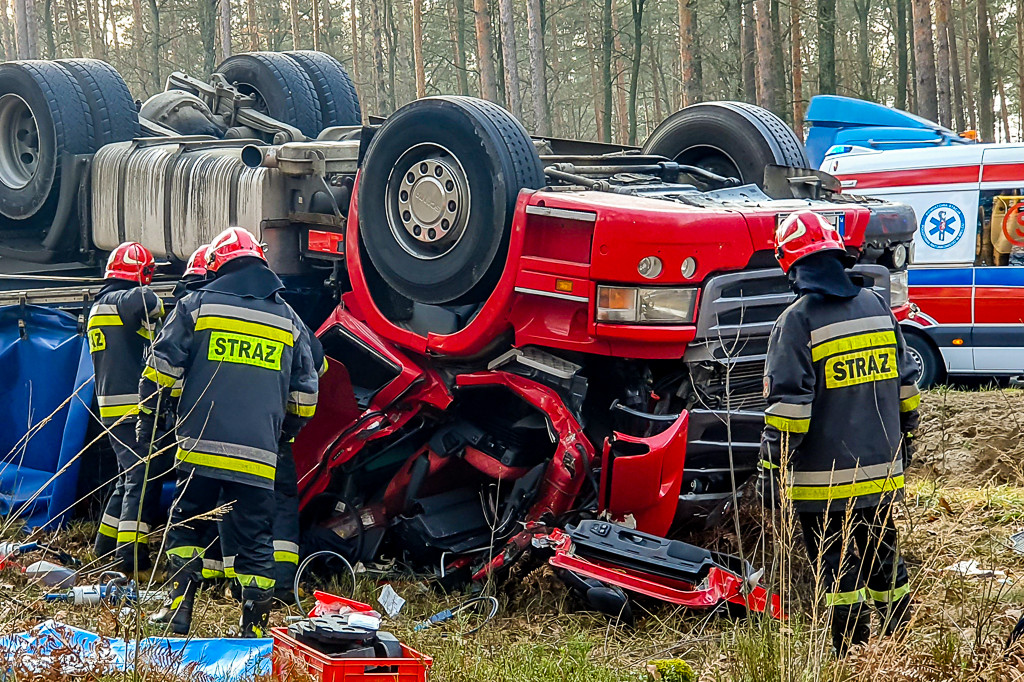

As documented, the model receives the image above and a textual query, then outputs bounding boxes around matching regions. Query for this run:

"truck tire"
[904,330,944,388]
[57,59,140,147]
[0,61,93,222]
[284,51,361,127]
[642,101,809,189]
[215,52,322,138]
[359,96,544,305]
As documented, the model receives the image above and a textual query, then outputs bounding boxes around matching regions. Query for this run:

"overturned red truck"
[0,52,915,618]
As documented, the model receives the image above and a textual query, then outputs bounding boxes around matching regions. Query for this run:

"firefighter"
[760,210,920,655]
[138,227,318,637]
[89,242,167,573]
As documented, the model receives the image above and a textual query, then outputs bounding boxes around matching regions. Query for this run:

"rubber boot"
[150,573,199,635]
[239,588,273,638]
[831,603,871,656]
[878,595,913,637]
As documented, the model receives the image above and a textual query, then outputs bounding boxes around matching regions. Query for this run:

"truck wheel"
[215,52,322,138]
[284,51,361,127]
[0,61,93,221]
[642,101,808,188]
[359,96,544,305]
[57,59,140,148]
[905,331,944,388]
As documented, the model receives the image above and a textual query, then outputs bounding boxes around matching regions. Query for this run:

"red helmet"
[104,242,156,285]
[774,210,848,273]
[184,244,210,278]
[206,227,266,273]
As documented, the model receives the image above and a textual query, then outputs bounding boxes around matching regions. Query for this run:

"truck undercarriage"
[0,52,916,619]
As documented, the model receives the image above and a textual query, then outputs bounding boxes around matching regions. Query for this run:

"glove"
[754,464,781,509]
[136,410,157,447]
[901,432,916,469]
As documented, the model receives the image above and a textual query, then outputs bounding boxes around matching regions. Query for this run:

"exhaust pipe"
[241,144,278,169]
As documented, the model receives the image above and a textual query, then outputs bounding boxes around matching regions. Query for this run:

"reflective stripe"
[764,401,812,419]
[825,587,866,606]
[202,568,226,580]
[88,314,123,328]
[91,303,119,317]
[765,414,811,433]
[286,403,316,417]
[98,393,140,406]
[235,573,275,590]
[117,531,149,544]
[900,384,920,399]
[789,461,904,487]
[197,304,299,340]
[177,448,275,481]
[868,583,910,603]
[118,520,151,533]
[318,358,329,377]
[759,459,779,470]
[195,315,294,346]
[99,404,140,419]
[170,387,183,398]
[178,438,277,467]
[143,365,178,388]
[147,298,166,318]
[810,316,893,346]
[288,390,318,406]
[202,558,225,580]
[788,475,904,501]
[275,550,299,564]
[102,513,121,527]
[137,328,155,340]
[224,566,237,579]
[224,555,235,568]
[98,523,118,538]
[170,595,185,609]
[811,331,897,362]
[149,355,184,379]
[167,546,204,560]
[900,394,921,412]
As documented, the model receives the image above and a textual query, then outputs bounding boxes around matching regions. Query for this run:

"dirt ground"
[2,387,1024,681]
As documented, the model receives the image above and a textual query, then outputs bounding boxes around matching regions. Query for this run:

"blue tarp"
[0,620,271,680]
[0,305,94,529]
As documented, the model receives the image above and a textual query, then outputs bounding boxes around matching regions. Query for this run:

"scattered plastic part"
[944,560,1010,582]
[413,596,499,634]
[293,550,358,613]
[272,626,431,682]
[0,620,270,680]
[45,572,135,605]
[307,590,379,618]
[1010,530,1024,555]
[377,584,405,618]
[24,560,77,587]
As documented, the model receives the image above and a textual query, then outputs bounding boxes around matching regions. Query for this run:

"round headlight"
[891,244,907,269]
[638,256,663,279]
[680,257,697,279]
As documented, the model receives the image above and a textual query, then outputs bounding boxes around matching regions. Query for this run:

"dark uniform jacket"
[88,281,165,425]
[139,262,319,490]
[760,287,921,512]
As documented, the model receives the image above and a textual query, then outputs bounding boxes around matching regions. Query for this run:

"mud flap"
[544,520,784,619]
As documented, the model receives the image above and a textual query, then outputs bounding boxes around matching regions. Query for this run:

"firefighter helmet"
[773,210,848,273]
[184,244,211,278]
[104,242,156,285]
[206,227,267,273]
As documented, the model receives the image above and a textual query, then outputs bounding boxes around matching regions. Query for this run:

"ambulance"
[809,95,1024,386]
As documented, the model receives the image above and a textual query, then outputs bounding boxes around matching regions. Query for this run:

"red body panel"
[907,286,973,325]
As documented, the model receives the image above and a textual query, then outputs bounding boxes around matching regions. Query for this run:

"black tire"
[284,51,361,128]
[215,52,322,138]
[57,58,140,148]
[642,101,809,189]
[904,330,944,388]
[0,61,93,221]
[358,96,544,305]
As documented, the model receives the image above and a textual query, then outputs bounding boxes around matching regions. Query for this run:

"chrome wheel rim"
[0,94,40,190]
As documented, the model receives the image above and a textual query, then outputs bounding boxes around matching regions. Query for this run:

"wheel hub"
[0,94,40,190]
[399,159,463,245]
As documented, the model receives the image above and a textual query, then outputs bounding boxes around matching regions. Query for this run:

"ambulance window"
[979,189,1024,266]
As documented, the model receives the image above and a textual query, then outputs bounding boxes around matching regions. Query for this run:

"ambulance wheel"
[359,96,544,305]
[642,101,809,189]
[904,331,943,388]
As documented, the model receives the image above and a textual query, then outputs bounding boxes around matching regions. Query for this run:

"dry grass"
[3,388,1024,681]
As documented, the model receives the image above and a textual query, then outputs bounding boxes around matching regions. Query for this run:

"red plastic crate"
[272,627,432,682]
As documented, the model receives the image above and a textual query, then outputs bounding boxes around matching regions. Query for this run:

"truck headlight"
[597,286,698,324]
[889,270,909,308]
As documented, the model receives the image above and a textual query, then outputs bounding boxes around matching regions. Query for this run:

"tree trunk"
[792,0,803,134]
[546,3,565,133]
[853,0,870,99]
[648,34,662,123]
[131,0,146,91]
[627,0,644,144]
[289,0,299,48]
[384,0,397,111]
[472,0,497,101]
[15,0,38,58]
[960,0,975,128]
[907,0,917,110]
[311,0,321,50]
[741,0,756,100]
[105,0,118,50]
[497,0,521,117]
[350,0,359,92]
[525,0,549,135]
[977,0,994,140]
[65,0,82,56]
[911,0,938,121]
[611,6,629,143]
[948,17,965,130]
[991,12,1010,141]
[219,0,231,59]
[245,0,257,49]
[412,0,425,97]
[148,0,160,92]
[42,0,54,57]
[600,0,612,141]
[754,0,776,110]
[587,3,604,138]
[198,0,216,74]
[0,0,11,59]
[894,0,908,108]
[85,0,102,57]
[369,0,386,113]
[678,0,698,106]
[1018,0,1024,137]
[321,0,331,51]
[817,0,836,93]
[934,0,952,127]
[452,0,469,95]
[770,0,786,113]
